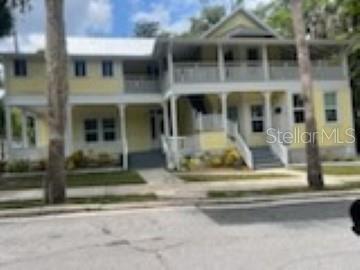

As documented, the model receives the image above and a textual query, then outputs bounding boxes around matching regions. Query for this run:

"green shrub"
[66,150,87,169]
[32,159,47,171]
[0,161,6,173]
[6,159,31,173]
[97,152,114,167]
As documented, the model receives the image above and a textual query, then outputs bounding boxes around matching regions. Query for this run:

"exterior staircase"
[251,146,284,170]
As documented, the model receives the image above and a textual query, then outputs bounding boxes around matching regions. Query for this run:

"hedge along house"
[0,8,356,170]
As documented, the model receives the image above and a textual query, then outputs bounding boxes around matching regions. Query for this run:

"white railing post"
[162,101,170,137]
[65,104,73,156]
[5,105,12,160]
[263,92,272,131]
[262,45,270,81]
[220,93,228,133]
[217,43,225,82]
[170,95,179,169]
[119,104,128,170]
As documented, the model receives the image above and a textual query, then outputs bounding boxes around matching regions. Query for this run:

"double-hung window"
[14,59,27,77]
[251,105,264,133]
[324,92,338,122]
[102,60,113,77]
[293,94,305,123]
[102,118,116,141]
[74,60,86,77]
[84,119,98,142]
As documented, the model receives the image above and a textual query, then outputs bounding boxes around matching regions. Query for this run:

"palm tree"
[291,0,324,189]
[44,0,68,203]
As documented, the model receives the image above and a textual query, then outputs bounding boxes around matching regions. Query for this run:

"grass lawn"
[208,181,360,199]
[180,173,294,182]
[0,193,157,210]
[292,166,360,175]
[0,171,145,191]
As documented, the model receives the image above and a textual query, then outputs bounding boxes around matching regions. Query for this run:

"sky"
[0,0,271,52]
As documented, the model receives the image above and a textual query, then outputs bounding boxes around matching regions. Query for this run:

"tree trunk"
[44,0,68,203]
[291,0,324,189]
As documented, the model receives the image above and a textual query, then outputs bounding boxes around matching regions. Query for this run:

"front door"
[150,109,164,149]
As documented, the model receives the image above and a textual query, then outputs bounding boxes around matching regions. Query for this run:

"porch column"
[167,44,174,86]
[21,110,28,148]
[287,92,294,132]
[263,92,272,131]
[170,95,178,137]
[162,101,170,137]
[119,104,128,170]
[262,45,270,81]
[217,43,225,82]
[220,93,228,134]
[5,105,12,159]
[65,104,73,156]
[170,95,179,169]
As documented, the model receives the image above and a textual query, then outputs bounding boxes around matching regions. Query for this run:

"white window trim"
[73,60,87,78]
[101,60,114,78]
[83,118,117,144]
[250,104,264,133]
[323,91,339,124]
[102,118,117,142]
[293,94,305,124]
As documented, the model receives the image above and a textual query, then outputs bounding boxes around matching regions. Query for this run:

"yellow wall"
[5,57,124,96]
[290,87,354,149]
[126,105,159,153]
[206,11,263,38]
[199,132,229,150]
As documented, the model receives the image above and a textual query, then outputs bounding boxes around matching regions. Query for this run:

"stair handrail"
[227,120,254,169]
[266,128,289,166]
[161,135,176,170]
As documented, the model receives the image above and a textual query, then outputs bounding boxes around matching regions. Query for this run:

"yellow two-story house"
[1,8,356,170]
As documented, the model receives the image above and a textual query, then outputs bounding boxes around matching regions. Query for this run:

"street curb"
[1,189,360,219]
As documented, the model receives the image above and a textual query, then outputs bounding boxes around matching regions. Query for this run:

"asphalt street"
[0,197,360,269]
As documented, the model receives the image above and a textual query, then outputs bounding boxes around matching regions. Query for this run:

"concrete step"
[128,150,165,169]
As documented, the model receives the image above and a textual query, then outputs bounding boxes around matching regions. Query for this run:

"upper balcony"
[172,60,345,84]
[163,42,348,90]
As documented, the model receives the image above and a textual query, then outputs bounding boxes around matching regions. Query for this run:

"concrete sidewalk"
[0,168,359,202]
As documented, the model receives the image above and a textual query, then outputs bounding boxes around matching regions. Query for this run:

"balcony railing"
[225,61,264,82]
[168,60,345,85]
[174,62,220,83]
[124,75,160,94]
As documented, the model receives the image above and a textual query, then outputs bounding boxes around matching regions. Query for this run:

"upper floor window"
[324,92,338,122]
[14,59,27,77]
[250,105,264,133]
[293,94,305,123]
[102,60,113,77]
[74,60,86,77]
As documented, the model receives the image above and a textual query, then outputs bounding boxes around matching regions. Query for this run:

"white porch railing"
[269,60,345,80]
[194,112,223,132]
[225,61,264,81]
[9,146,48,161]
[174,62,220,83]
[267,128,289,166]
[227,120,254,169]
[161,135,200,169]
[124,75,160,94]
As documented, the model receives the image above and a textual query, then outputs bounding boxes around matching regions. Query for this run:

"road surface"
[0,198,360,269]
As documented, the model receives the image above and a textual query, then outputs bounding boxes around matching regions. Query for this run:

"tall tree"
[0,1,13,37]
[187,5,225,36]
[134,21,159,37]
[291,0,324,189]
[44,0,68,203]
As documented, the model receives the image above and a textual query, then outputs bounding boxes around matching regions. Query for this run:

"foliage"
[96,152,114,167]
[134,21,160,37]
[66,150,87,170]
[186,5,226,36]
[5,159,30,172]
[0,1,12,38]
[0,160,6,173]
[66,150,116,170]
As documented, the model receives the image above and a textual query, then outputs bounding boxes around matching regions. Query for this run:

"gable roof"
[201,7,282,39]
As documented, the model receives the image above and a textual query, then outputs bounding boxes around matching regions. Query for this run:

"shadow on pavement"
[200,200,353,225]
